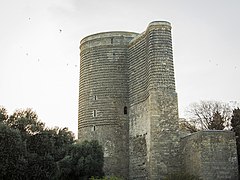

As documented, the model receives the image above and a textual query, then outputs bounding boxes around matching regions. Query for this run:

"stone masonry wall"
[128,29,150,180]
[78,21,238,180]
[181,131,238,180]
[147,22,180,179]
[129,98,150,180]
[78,32,138,179]
[128,21,180,179]
[148,91,180,179]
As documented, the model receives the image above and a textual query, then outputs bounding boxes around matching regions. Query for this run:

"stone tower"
[128,21,180,179]
[78,21,179,179]
[78,31,138,178]
[78,21,238,180]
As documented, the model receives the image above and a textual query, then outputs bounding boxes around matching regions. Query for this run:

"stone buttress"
[128,21,180,179]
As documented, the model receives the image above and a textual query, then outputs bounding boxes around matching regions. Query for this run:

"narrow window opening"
[92,125,96,131]
[111,38,113,44]
[113,52,116,61]
[93,110,97,117]
[124,106,127,115]
[94,95,97,100]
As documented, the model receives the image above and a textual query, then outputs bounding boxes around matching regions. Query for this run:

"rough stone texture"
[128,22,180,179]
[148,91,180,179]
[78,21,238,179]
[129,99,150,180]
[181,131,238,180]
[78,32,138,179]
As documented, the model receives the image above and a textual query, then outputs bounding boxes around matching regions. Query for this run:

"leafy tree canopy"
[0,106,104,180]
[56,140,104,180]
[6,108,45,140]
[0,106,8,122]
[231,108,240,134]
[0,123,26,179]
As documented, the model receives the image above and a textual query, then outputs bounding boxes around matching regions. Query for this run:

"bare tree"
[184,100,232,131]
[179,118,199,133]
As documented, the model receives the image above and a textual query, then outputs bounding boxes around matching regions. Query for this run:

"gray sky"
[0,0,239,137]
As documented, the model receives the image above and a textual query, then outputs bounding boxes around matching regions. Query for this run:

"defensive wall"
[181,130,238,180]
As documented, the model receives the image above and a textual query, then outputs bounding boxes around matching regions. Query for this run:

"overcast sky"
[0,0,239,137]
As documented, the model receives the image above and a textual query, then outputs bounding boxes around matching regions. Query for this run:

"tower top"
[148,21,171,27]
[80,31,138,45]
[147,21,172,31]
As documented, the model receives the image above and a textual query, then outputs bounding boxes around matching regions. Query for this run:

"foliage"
[0,123,27,179]
[25,153,57,179]
[0,106,104,179]
[0,106,8,123]
[27,127,74,161]
[6,108,45,140]
[56,140,104,179]
[183,100,232,131]
[208,111,225,130]
[0,106,89,180]
[231,108,240,174]
[231,108,240,134]
[163,172,201,180]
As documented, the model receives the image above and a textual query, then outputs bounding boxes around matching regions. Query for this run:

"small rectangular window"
[94,95,97,100]
[93,110,97,117]
[124,106,127,115]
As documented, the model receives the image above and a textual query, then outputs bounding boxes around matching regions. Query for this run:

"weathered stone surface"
[128,21,180,179]
[78,21,238,180]
[78,32,138,179]
[181,131,238,180]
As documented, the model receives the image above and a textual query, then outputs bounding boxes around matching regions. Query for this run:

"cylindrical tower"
[128,21,180,179]
[147,21,176,91]
[78,31,138,178]
[147,21,180,179]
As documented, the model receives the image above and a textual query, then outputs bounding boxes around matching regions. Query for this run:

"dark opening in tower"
[124,106,127,114]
